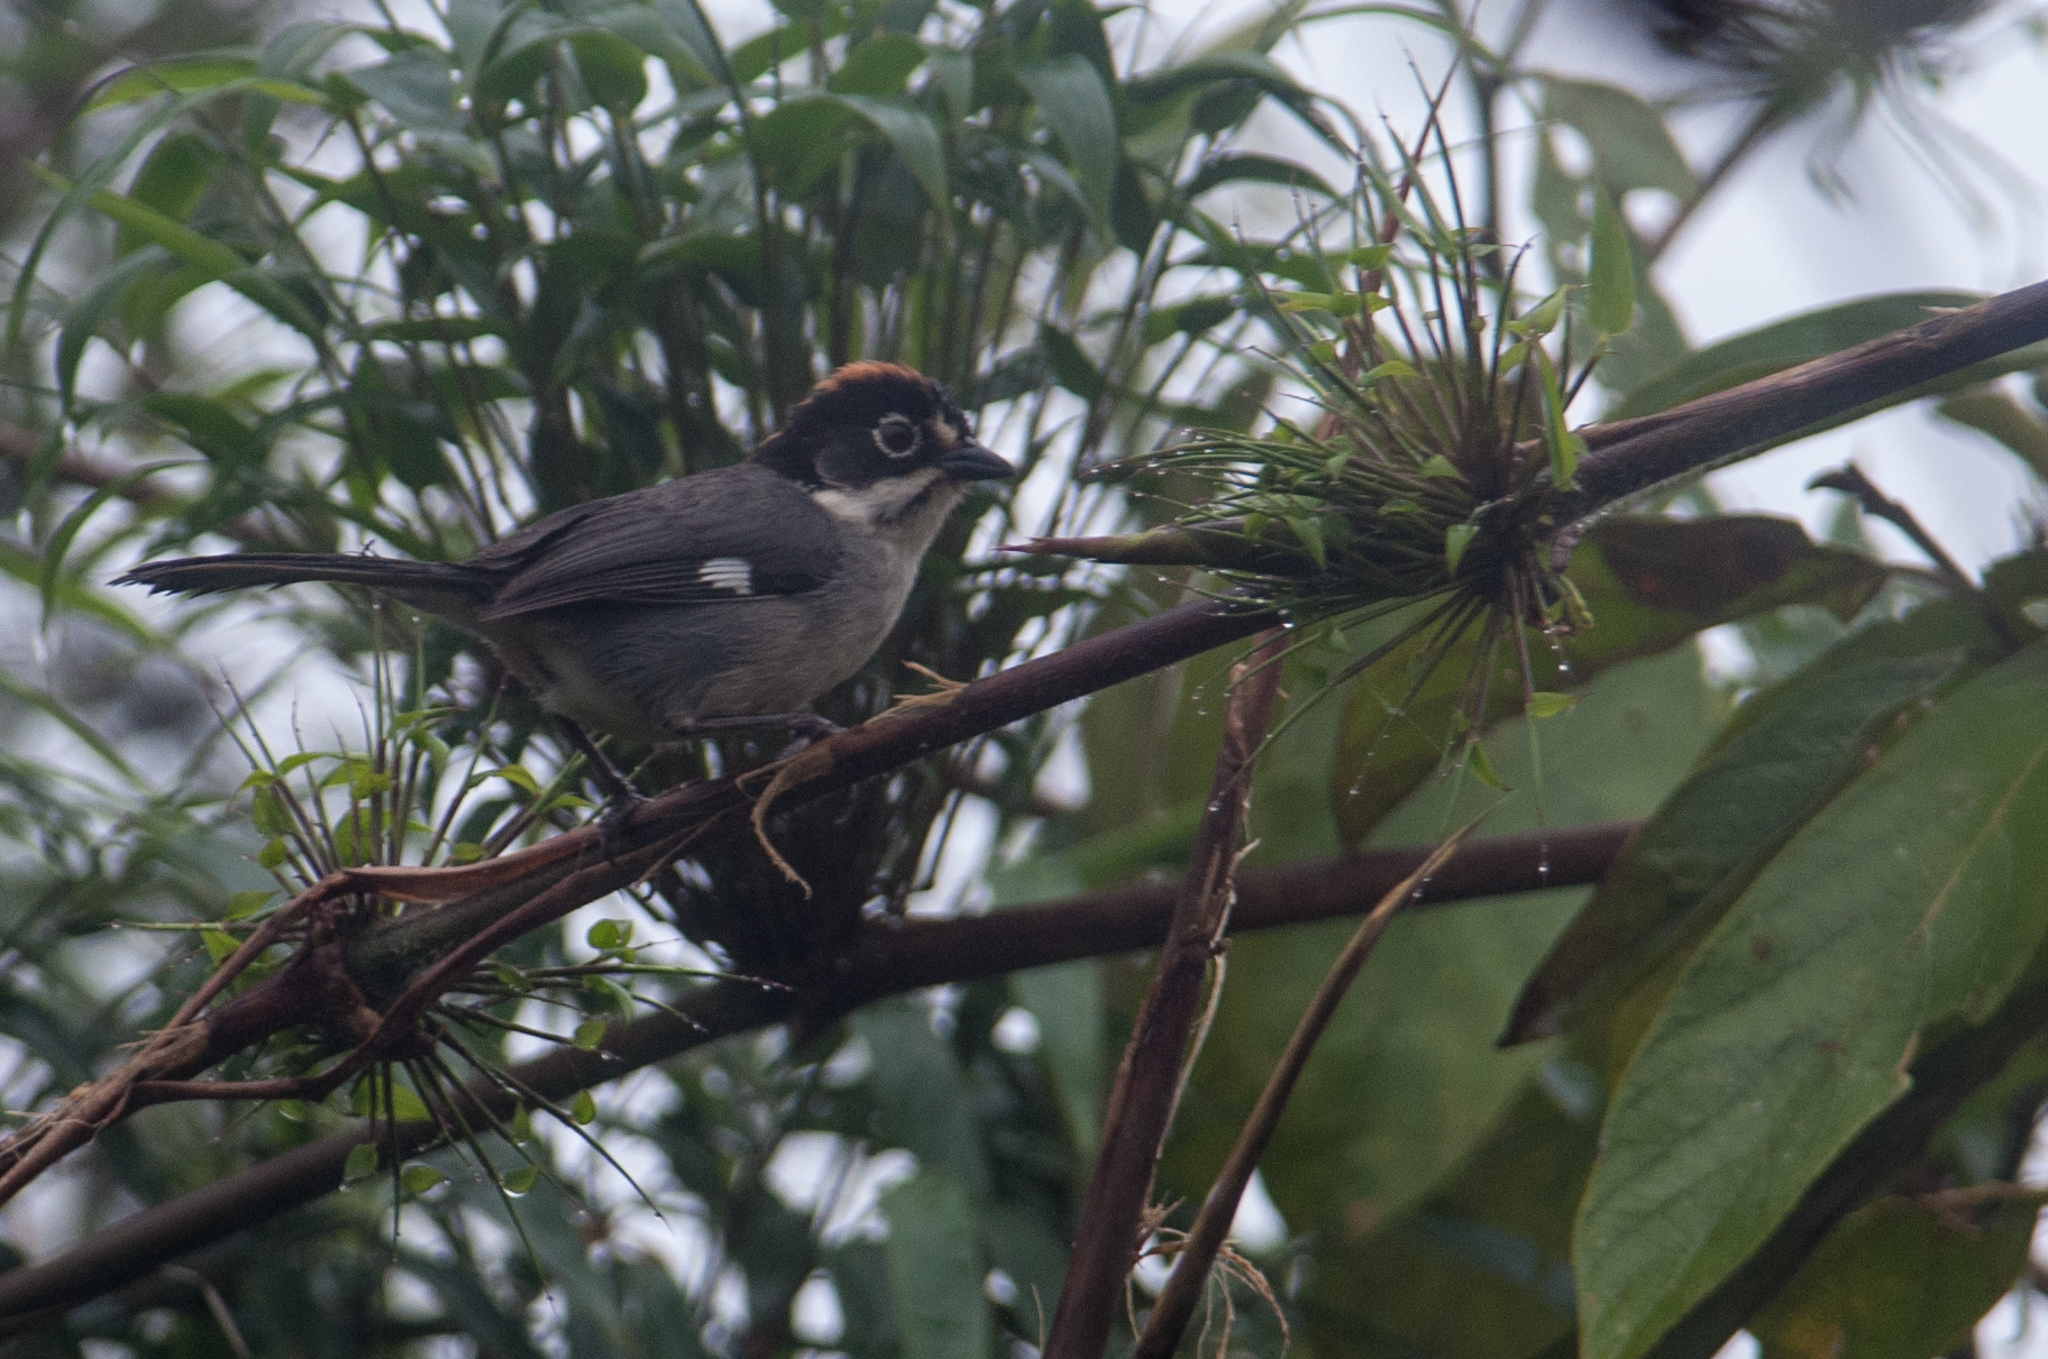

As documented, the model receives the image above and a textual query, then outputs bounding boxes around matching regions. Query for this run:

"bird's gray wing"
[473,464,841,619]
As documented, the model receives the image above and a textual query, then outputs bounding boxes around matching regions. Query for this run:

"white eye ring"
[873,414,920,458]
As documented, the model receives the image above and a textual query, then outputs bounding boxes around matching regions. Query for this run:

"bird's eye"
[873,415,921,458]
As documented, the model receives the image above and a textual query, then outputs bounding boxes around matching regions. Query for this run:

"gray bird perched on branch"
[120,362,1014,784]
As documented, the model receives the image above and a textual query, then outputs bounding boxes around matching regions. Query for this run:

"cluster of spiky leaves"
[1087,135,1638,739]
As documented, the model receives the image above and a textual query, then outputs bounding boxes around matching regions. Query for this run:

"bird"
[119,362,1014,789]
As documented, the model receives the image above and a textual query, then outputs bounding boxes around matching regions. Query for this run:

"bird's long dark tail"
[117,552,486,606]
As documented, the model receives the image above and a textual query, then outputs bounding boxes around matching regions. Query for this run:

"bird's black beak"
[941,440,1015,482]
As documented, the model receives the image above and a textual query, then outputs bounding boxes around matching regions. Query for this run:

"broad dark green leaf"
[831,95,948,206]
[568,31,651,109]
[880,1171,992,1359]
[1299,1076,1598,1359]
[1505,646,1965,1049]
[1747,1193,2042,1359]
[1331,515,1887,847]
[1169,644,1717,1261]
[829,33,927,96]
[853,1001,988,1190]
[1040,325,1105,402]
[1575,639,2048,1359]
[343,47,464,132]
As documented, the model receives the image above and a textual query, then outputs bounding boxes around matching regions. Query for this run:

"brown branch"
[0,816,1630,1325]
[1559,278,2048,517]
[1043,633,1287,1359]
[0,596,1276,1213]
[1132,827,1472,1359]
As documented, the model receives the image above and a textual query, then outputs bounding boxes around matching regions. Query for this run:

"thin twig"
[1132,824,1477,1359]
[1043,632,1287,1359]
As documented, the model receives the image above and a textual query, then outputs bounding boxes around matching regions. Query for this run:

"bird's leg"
[554,718,643,853]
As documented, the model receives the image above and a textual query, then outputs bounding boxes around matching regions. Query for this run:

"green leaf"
[1524,691,1580,719]
[1014,55,1117,223]
[829,95,949,207]
[1330,515,1887,847]
[1747,1193,2044,1359]
[573,1018,609,1050]
[342,47,463,132]
[343,1142,380,1181]
[1938,386,2048,484]
[1588,185,1636,337]
[568,31,649,109]
[1464,738,1509,791]
[57,247,173,406]
[201,929,241,963]
[400,1163,448,1195]
[1536,348,1583,489]
[1012,959,1103,1164]
[1575,640,2048,1359]
[571,1090,597,1125]
[1041,325,1106,402]
[1444,522,1478,574]
[86,59,324,111]
[256,839,291,870]
[501,1163,541,1195]
[586,918,633,951]
[1182,152,1337,200]
[1506,644,1965,1048]
[829,33,927,95]
[226,890,276,920]
[1294,1077,1594,1358]
[387,1082,432,1121]
[1539,78,1696,197]
[879,1171,992,1359]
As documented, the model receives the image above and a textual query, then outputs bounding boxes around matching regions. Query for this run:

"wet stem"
[1041,630,1287,1359]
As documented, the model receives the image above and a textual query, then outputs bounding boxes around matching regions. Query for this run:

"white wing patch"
[697,557,754,596]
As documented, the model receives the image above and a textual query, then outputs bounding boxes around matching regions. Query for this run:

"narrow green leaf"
[1610,291,1981,420]
[400,1163,448,1194]
[1464,739,1509,791]
[571,1090,597,1124]
[1524,691,1580,718]
[1589,185,1636,336]
[1014,55,1117,223]
[226,890,276,920]
[829,94,949,207]
[1444,522,1478,574]
[343,1142,380,1181]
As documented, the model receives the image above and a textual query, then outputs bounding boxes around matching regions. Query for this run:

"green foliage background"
[3,0,2048,1357]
